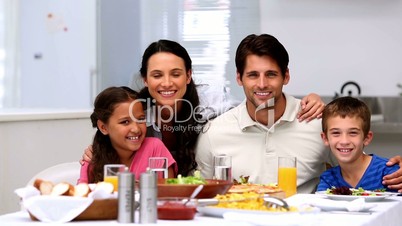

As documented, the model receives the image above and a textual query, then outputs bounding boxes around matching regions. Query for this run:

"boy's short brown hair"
[322,96,371,137]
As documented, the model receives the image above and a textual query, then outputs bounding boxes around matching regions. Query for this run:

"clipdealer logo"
[255,97,275,129]
[127,97,276,131]
[127,98,220,132]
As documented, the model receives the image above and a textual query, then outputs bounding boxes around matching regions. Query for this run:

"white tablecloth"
[287,194,402,226]
[1,194,401,226]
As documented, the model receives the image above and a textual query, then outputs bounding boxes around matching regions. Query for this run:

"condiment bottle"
[117,167,135,223]
[139,168,157,224]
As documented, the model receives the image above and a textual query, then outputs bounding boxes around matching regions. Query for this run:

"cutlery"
[263,196,290,210]
[184,184,204,206]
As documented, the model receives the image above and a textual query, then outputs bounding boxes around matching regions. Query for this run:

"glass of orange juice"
[104,164,126,192]
[278,156,297,198]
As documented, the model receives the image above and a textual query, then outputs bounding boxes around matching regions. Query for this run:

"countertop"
[0,109,91,122]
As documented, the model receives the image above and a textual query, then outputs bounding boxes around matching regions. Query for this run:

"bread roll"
[95,181,114,194]
[33,178,44,190]
[74,183,90,197]
[39,180,54,195]
[51,182,75,196]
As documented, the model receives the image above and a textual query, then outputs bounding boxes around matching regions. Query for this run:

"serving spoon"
[184,184,204,206]
[263,196,290,210]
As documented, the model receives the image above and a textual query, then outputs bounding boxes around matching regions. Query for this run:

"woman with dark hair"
[137,39,202,176]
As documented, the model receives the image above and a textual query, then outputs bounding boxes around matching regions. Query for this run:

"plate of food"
[197,192,317,218]
[315,186,398,202]
[229,175,285,198]
[198,206,303,218]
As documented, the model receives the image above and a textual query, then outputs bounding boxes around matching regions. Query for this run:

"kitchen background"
[0,0,401,214]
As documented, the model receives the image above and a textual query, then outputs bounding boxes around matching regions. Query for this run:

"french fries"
[213,192,297,212]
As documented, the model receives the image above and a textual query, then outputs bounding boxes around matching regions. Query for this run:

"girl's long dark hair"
[139,40,202,176]
[88,86,139,182]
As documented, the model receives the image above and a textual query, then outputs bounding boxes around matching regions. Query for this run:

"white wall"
[97,0,141,90]
[259,0,402,97]
[19,0,96,108]
[257,0,402,161]
[364,133,402,159]
[0,112,95,214]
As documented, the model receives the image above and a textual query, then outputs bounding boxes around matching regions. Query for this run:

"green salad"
[166,170,206,185]
[326,186,386,196]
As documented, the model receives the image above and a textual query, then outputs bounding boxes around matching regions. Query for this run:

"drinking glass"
[278,156,297,197]
[104,164,126,192]
[148,157,168,179]
[213,155,232,181]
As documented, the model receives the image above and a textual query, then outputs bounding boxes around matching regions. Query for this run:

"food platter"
[228,184,285,198]
[197,206,318,218]
[197,190,317,218]
[229,184,282,193]
[315,191,397,202]
[198,206,282,218]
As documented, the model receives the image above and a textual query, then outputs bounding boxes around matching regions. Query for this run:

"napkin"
[15,185,117,223]
[24,196,93,223]
[15,185,40,200]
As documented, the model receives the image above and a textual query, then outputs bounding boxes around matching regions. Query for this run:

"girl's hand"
[79,145,94,165]
[297,93,325,122]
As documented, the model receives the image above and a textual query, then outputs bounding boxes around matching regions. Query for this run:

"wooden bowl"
[157,179,232,199]
[29,198,118,221]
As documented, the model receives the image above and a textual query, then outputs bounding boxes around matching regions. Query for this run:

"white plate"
[307,198,376,212]
[315,191,392,202]
[197,206,318,218]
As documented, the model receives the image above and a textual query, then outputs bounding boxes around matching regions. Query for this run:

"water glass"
[213,155,232,181]
[278,156,297,197]
[148,157,168,179]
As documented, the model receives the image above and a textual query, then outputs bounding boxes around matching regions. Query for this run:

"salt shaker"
[117,168,135,223]
[139,169,157,223]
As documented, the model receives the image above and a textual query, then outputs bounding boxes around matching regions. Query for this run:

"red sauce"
[157,201,196,220]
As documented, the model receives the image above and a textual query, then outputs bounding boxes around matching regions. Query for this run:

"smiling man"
[195,34,402,194]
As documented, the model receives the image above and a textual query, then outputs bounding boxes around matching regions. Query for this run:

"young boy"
[316,96,399,192]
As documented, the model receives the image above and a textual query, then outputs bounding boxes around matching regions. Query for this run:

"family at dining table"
[79,33,402,194]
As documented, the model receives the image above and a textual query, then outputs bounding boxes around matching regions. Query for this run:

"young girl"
[78,86,177,183]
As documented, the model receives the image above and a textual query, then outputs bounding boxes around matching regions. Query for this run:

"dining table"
[0,194,401,226]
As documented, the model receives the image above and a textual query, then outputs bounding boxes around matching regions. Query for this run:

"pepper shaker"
[139,169,157,223]
[117,168,135,223]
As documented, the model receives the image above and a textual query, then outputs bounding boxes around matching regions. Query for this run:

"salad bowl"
[157,179,232,198]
